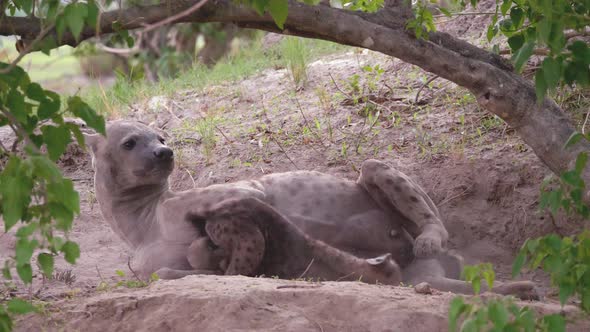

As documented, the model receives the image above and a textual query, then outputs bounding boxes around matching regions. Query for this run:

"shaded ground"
[1,6,589,330]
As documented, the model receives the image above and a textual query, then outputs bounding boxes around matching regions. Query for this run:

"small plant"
[449,296,565,332]
[97,270,159,292]
[52,269,77,286]
[281,37,309,88]
[450,264,566,332]
[195,117,219,164]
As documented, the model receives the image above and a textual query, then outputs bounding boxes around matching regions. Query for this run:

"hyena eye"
[158,137,165,144]
[123,139,136,150]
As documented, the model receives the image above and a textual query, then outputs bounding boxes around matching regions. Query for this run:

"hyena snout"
[153,146,173,161]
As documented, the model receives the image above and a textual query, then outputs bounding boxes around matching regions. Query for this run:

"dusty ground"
[1,6,589,330]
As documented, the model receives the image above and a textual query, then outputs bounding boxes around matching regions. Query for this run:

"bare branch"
[142,0,210,33]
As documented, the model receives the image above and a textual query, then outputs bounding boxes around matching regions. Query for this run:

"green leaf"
[439,7,451,17]
[7,299,36,314]
[542,314,565,332]
[15,238,37,266]
[448,297,466,331]
[561,171,581,187]
[483,268,495,290]
[1,164,33,231]
[47,179,79,214]
[507,34,525,51]
[65,3,88,40]
[251,0,268,15]
[26,83,46,102]
[509,7,524,29]
[41,125,71,161]
[47,203,75,231]
[268,0,289,29]
[7,89,27,123]
[62,241,80,264]
[575,152,588,174]
[513,41,535,72]
[15,222,37,238]
[2,261,11,280]
[87,0,100,28]
[487,24,499,42]
[488,301,508,328]
[460,317,479,332]
[558,281,575,305]
[537,18,551,44]
[66,122,86,147]
[38,253,55,278]
[116,269,126,277]
[535,69,548,102]
[68,96,105,134]
[542,57,561,91]
[16,263,33,283]
[500,0,512,15]
[31,155,62,180]
[569,41,590,65]
[0,312,13,332]
[0,63,30,88]
[564,132,585,148]
[38,97,61,120]
[512,251,526,278]
[56,15,66,42]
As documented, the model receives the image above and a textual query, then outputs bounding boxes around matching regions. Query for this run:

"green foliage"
[97,270,160,291]
[484,0,590,101]
[0,60,104,331]
[462,263,496,295]
[407,2,437,39]
[449,296,565,332]
[1,3,105,330]
[513,232,590,312]
[451,264,567,332]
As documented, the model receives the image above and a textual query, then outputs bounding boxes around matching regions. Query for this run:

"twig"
[127,256,144,282]
[499,48,549,56]
[142,0,210,33]
[298,258,315,279]
[582,111,590,135]
[548,213,565,237]
[185,168,196,188]
[0,23,55,74]
[438,187,471,206]
[336,271,356,281]
[95,265,105,283]
[415,75,440,104]
[214,125,233,144]
[260,96,299,169]
[271,132,299,169]
[294,97,324,146]
[96,33,143,56]
[276,284,322,289]
[433,11,496,18]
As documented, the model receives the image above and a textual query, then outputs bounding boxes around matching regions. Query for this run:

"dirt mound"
[17,276,587,332]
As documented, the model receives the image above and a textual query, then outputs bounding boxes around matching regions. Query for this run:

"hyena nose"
[154,147,173,160]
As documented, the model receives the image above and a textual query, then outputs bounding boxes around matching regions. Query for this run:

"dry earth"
[2,8,590,330]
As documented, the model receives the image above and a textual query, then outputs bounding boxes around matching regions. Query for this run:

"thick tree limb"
[1,0,589,196]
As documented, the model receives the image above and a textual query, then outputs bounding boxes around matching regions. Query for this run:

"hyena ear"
[83,133,105,170]
[83,133,104,155]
